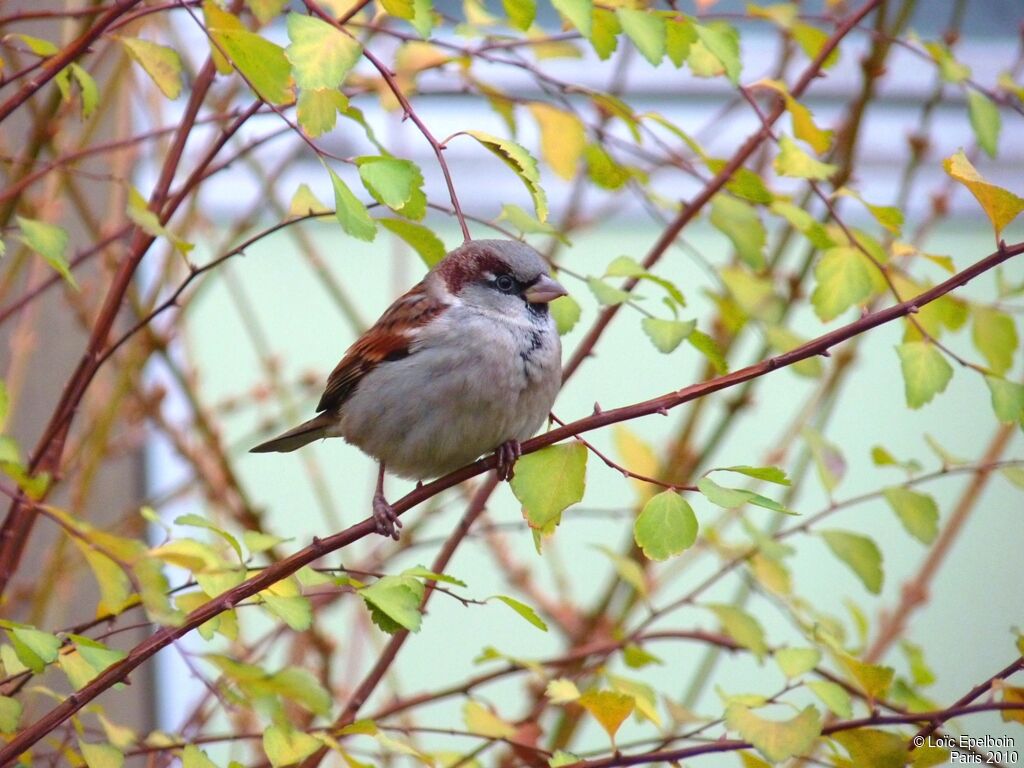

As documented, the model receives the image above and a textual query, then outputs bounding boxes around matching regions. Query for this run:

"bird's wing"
[316,281,446,413]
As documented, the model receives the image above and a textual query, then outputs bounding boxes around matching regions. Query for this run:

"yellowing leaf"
[837,654,894,700]
[285,12,361,90]
[79,741,124,768]
[633,491,698,561]
[709,604,767,659]
[613,425,659,501]
[774,134,838,179]
[359,574,423,633]
[641,317,695,354]
[693,21,741,84]
[503,0,535,30]
[832,728,907,768]
[546,678,580,703]
[209,28,292,105]
[16,215,76,290]
[463,701,516,739]
[806,246,872,321]
[725,704,821,763]
[181,745,218,768]
[492,594,548,631]
[759,80,832,153]
[775,647,821,679]
[883,486,939,544]
[577,690,634,744]
[617,9,665,66]
[791,21,839,68]
[807,680,852,717]
[985,376,1024,425]
[263,724,321,767]
[821,529,883,594]
[551,0,592,38]
[121,37,182,99]
[297,88,348,136]
[380,219,445,267]
[528,103,585,180]
[972,306,1018,375]
[896,342,953,409]
[510,443,587,529]
[710,193,766,269]
[943,150,1024,238]
[464,131,547,221]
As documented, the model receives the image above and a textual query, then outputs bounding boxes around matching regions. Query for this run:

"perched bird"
[251,239,567,539]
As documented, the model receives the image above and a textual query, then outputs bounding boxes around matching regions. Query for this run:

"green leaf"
[807,680,852,718]
[972,307,1018,375]
[967,91,1001,158]
[121,38,182,99]
[464,131,547,221]
[896,342,953,409]
[775,647,821,679]
[503,0,535,30]
[617,9,665,66]
[943,150,1024,238]
[262,593,312,631]
[688,328,728,373]
[774,134,838,179]
[832,729,907,768]
[359,575,423,633]
[810,246,874,321]
[510,443,587,529]
[0,695,21,733]
[11,33,59,56]
[725,704,821,763]
[710,194,766,269]
[587,276,631,305]
[718,465,790,485]
[551,0,592,38]
[357,156,425,216]
[297,88,348,136]
[693,21,741,84]
[590,8,621,60]
[70,63,99,118]
[633,491,698,561]
[208,28,292,105]
[16,216,76,290]
[379,219,445,267]
[577,690,634,745]
[182,745,218,768]
[285,12,361,90]
[641,317,695,353]
[79,741,124,768]
[11,626,60,667]
[263,724,321,767]
[492,595,548,631]
[709,604,767,659]
[882,487,939,544]
[623,644,662,669]
[550,295,581,335]
[529,103,585,181]
[985,376,1024,425]
[499,204,567,241]
[901,639,935,687]
[325,164,376,241]
[697,476,795,515]
[821,530,883,594]
[770,200,834,249]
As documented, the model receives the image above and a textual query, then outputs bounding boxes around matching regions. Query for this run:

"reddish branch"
[0,0,144,125]
[1,239,1020,766]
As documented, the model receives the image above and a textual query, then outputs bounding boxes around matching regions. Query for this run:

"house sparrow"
[251,239,567,539]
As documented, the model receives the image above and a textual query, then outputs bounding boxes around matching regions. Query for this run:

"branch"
[2,238,1019,765]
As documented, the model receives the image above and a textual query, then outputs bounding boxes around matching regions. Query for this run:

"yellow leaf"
[612,426,659,501]
[528,103,585,180]
[545,678,581,704]
[463,701,516,739]
[943,150,1024,238]
[577,690,634,744]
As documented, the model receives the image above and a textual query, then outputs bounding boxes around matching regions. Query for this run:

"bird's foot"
[495,439,522,482]
[372,492,403,540]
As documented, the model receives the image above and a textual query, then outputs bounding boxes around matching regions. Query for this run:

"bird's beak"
[524,274,568,304]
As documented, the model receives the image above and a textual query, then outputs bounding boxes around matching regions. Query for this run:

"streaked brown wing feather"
[316,282,444,413]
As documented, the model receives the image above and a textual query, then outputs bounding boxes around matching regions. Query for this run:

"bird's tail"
[250,413,334,453]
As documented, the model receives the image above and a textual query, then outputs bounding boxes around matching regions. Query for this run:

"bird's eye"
[495,275,516,293]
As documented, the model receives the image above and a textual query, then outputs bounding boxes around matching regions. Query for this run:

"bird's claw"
[372,493,402,540]
[495,439,522,482]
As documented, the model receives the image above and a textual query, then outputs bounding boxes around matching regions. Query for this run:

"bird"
[250,239,567,539]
